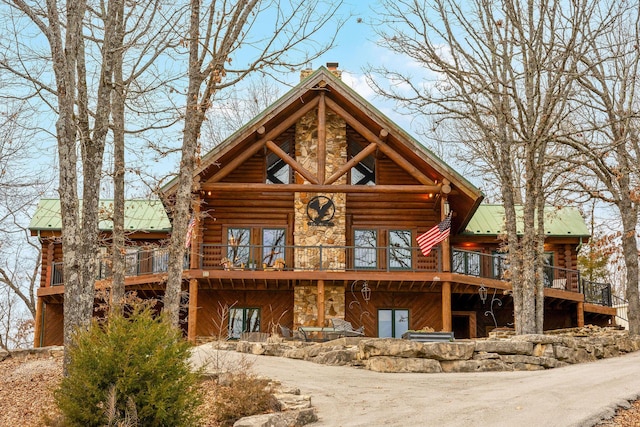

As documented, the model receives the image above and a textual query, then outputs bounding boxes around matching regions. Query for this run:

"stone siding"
[293,101,347,326]
[293,283,345,327]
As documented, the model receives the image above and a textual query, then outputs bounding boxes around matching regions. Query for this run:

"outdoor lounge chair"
[330,318,365,337]
[279,324,303,340]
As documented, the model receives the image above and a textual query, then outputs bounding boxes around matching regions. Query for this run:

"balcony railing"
[200,243,442,272]
[581,279,613,306]
[451,249,507,280]
[47,246,622,309]
[49,248,189,286]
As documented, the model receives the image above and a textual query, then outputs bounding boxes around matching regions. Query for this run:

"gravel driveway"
[191,344,640,427]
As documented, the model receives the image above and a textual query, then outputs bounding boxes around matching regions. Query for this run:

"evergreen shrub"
[55,305,202,427]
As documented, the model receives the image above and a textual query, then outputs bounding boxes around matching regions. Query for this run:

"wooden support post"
[441,196,451,272]
[577,301,585,327]
[45,242,54,287]
[189,202,201,270]
[325,142,377,185]
[266,140,319,185]
[318,92,326,184]
[442,281,452,332]
[187,279,199,343]
[33,297,44,348]
[317,279,325,327]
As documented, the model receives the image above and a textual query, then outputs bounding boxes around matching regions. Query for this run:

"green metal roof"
[29,199,171,232]
[463,205,590,237]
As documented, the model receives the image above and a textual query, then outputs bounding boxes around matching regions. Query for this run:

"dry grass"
[0,355,225,426]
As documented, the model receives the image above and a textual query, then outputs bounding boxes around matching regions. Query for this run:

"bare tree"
[557,2,640,333]
[201,76,283,151]
[1,0,185,369]
[0,101,49,349]
[163,0,346,326]
[370,0,601,333]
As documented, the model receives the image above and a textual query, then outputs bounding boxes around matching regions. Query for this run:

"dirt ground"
[0,355,222,426]
[0,354,638,427]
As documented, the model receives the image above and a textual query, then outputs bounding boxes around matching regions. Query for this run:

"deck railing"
[451,249,507,280]
[49,248,189,286]
[48,246,623,309]
[200,243,442,272]
[581,280,613,307]
[611,294,628,324]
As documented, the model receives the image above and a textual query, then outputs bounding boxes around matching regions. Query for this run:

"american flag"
[417,213,452,256]
[185,216,196,248]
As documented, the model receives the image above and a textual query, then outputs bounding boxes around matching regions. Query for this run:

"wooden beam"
[325,142,377,185]
[33,297,43,348]
[583,303,617,316]
[442,281,452,332]
[318,92,326,184]
[441,196,451,272]
[189,202,200,269]
[325,97,436,186]
[265,140,319,185]
[318,279,325,327]
[188,279,198,343]
[577,301,584,327]
[200,182,442,194]
[207,96,320,184]
[45,242,54,287]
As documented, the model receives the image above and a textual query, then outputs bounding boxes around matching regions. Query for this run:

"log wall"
[195,289,293,338]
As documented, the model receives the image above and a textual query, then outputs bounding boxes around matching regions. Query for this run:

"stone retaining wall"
[233,326,640,374]
[0,345,64,362]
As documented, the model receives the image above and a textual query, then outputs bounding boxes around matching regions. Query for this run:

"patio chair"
[279,324,303,340]
[330,318,365,337]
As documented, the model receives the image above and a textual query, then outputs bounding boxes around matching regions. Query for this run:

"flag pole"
[441,193,452,333]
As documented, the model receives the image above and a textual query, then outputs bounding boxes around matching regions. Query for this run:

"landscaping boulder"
[233,408,317,427]
[313,349,357,366]
[357,338,426,359]
[440,359,511,373]
[475,340,533,356]
[421,342,475,361]
[365,356,442,373]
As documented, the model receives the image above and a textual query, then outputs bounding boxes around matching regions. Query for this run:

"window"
[125,248,139,276]
[348,140,375,185]
[492,251,508,279]
[98,247,111,279]
[378,309,409,338]
[262,228,286,267]
[266,140,291,184]
[227,228,251,267]
[542,252,554,287]
[453,250,481,276]
[228,308,261,339]
[389,230,412,269]
[152,248,169,273]
[354,229,377,268]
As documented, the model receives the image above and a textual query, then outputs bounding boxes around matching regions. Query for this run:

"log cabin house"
[29,64,617,346]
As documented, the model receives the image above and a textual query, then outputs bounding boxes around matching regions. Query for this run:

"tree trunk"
[164,1,205,327]
[110,0,126,312]
[619,198,640,335]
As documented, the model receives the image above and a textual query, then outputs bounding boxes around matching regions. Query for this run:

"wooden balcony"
[45,246,615,308]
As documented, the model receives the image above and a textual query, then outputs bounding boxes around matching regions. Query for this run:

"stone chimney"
[300,62,342,81]
[326,62,342,79]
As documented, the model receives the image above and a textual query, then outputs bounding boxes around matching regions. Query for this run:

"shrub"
[212,373,280,426]
[54,305,202,427]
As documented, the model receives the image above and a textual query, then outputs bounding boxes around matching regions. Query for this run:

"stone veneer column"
[293,105,347,327]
